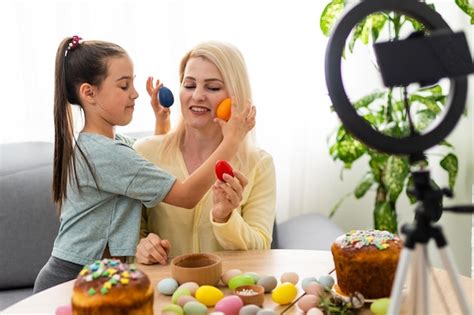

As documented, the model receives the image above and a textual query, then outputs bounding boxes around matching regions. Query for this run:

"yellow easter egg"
[271,282,297,305]
[216,98,232,121]
[195,285,224,307]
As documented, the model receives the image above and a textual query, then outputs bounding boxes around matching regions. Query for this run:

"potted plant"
[320,0,473,233]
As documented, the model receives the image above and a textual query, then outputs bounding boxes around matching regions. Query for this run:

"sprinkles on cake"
[78,259,139,295]
[339,229,399,250]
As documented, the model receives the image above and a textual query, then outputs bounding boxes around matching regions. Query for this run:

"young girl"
[33,36,255,293]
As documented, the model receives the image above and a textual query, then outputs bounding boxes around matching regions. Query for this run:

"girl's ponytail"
[52,37,75,210]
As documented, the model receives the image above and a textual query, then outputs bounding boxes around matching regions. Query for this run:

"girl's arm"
[163,104,256,209]
[146,77,170,135]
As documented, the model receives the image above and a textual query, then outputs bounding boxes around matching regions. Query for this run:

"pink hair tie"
[65,35,83,56]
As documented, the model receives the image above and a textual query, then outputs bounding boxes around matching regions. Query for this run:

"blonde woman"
[134,41,276,264]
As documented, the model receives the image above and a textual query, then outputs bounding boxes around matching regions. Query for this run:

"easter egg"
[183,301,208,314]
[215,295,244,315]
[304,281,325,296]
[301,277,318,290]
[177,295,196,307]
[318,275,335,289]
[216,98,232,121]
[243,272,260,283]
[55,304,72,315]
[228,274,255,290]
[177,282,199,296]
[215,160,234,182]
[161,303,183,315]
[281,272,299,285]
[222,269,243,286]
[257,275,278,293]
[307,307,324,315]
[158,86,174,107]
[239,304,261,315]
[271,282,297,305]
[297,294,320,313]
[157,277,179,295]
[195,285,224,306]
[370,298,391,315]
[172,287,191,304]
[256,310,277,315]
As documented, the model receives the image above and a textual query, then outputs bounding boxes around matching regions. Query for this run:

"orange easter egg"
[216,98,232,121]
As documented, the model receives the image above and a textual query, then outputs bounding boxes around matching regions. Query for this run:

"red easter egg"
[215,160,234,181]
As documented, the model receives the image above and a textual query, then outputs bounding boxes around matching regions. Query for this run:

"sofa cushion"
[0,142,59,290]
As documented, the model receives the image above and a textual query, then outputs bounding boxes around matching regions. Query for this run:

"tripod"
[388,167,473,315]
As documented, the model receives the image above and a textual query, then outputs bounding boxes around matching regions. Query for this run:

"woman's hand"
[215,99,256,145]
[135,232,171,265]
[146,76,171,135]
[212,170,248,223]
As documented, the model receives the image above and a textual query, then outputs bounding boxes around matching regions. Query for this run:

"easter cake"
[331,229,402,299]
[72,259,153,315]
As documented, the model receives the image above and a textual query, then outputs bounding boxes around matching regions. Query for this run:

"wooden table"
[2,249,473,314]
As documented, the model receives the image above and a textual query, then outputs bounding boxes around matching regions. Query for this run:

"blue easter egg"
[158,86,174,107]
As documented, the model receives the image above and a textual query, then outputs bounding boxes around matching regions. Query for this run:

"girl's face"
[180,57,228,131]
[93,55,139,126]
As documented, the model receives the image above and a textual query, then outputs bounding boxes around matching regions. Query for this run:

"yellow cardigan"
[133,135,276,259]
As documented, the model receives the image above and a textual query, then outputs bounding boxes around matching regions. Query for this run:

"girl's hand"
[212,170,248,223]
[146,76,171,134]
[215,99,256,144]
[135,232,171,265]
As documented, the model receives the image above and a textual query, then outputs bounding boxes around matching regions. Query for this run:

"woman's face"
[180,57,228,130]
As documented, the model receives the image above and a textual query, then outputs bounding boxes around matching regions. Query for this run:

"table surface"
[2,249,473,314]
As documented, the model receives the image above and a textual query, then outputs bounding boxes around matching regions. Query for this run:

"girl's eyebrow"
[116,75,135,81]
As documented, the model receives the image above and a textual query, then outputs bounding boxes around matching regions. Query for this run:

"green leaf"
[374,201,397,233]
[455,0,474,24]
[320,0,345,36]
[354,91,386,109]
[382,156,410,202]
[348,18,367,53]
[405,15,424,31]
[354,172,374,199]
[415,109,436,132]
[439,140,453,148]
[368,151,388,183]
[369,13,388,43]
[418,84,443,96]
[410,94,441,114]
[337,135,366,166]
[440,153,458,190]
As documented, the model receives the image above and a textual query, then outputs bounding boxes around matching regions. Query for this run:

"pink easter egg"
[297,294,320,313]
[177,294,196,307]
[307,307,324,315]
[55,304,72,315]
[215,295,244,315]
[304,281,325,296]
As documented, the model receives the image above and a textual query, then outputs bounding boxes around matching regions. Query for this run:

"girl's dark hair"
[53,37,126,211]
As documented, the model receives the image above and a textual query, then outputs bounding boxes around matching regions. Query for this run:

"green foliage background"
[320,0,472,233]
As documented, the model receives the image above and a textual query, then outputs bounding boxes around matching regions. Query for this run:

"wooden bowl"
[170,253,222,286]
[234,284,265,306]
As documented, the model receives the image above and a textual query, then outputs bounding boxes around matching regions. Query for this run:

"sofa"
[0,139,344,311]
[0,142,59,310]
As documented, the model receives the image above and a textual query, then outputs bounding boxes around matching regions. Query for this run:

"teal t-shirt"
[52,133,176,265]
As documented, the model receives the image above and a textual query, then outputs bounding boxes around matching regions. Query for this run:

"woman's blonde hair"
[162,41,257,173]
